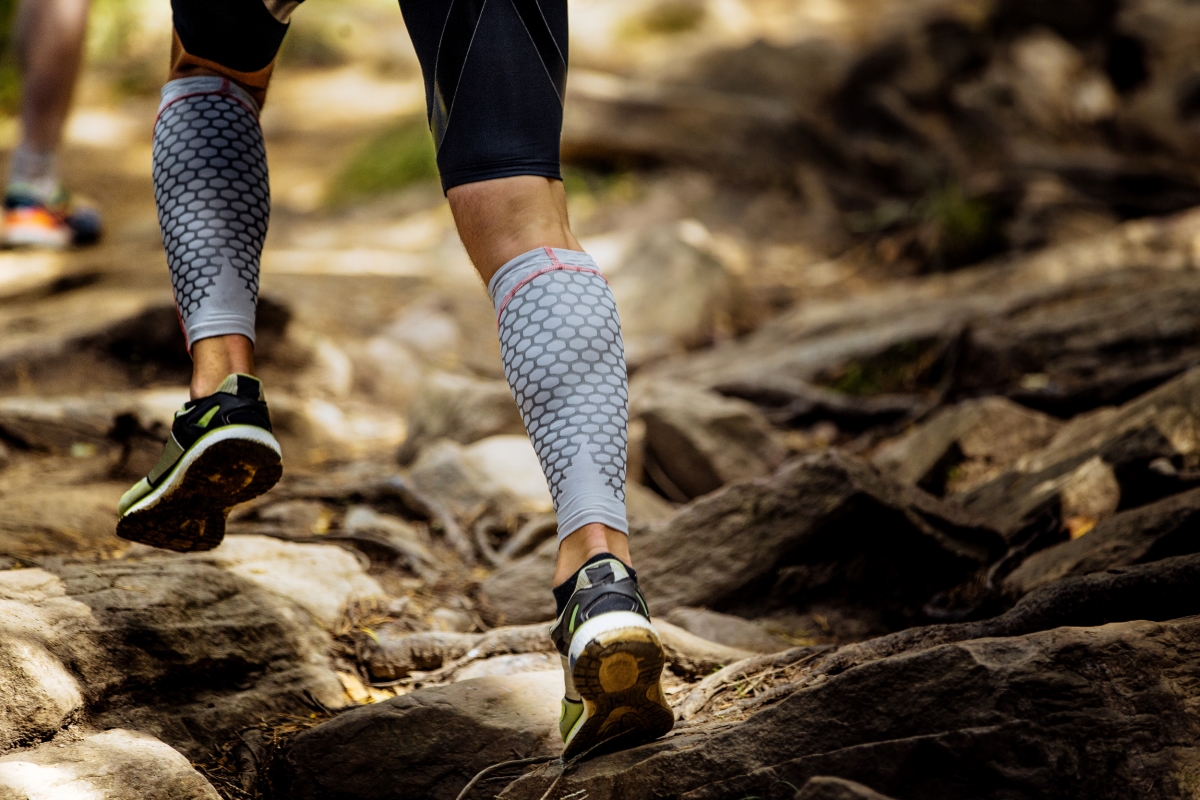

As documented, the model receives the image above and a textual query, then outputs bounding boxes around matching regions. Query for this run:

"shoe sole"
[564,624,675,760]
[5,225,71,249]
[117,427,281,552]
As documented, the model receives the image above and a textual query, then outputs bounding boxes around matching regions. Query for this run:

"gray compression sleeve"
[489,247,629,540]
[153,77,267,348]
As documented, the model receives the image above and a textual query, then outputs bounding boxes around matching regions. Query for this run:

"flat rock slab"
[286,671,561,800]
[499,616,1200,800]
[0,729,220,800]
[189,534,385,627]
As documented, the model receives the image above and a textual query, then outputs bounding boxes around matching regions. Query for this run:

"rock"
[351,336,425,405]
[794,777,897,800]
[395,372,524,465]
[190,534,385,627]
[0,568,93,750]
[1004,29,1117,134]
[645,216,1200,415]
[47,560,343,759]
[815,552,1200,679]
[608,221,755,368]
[626,481,677,524]
[563,70,808,187]
[498,616,1200,800]
[453,653,559,681]
[0,729,220,800]
[477,534,594,627]
[665,607,790,653]
[717,380,925,433]
[654,618,756,677]
[1057,455,1121,531]
[1004,487,1200,596]
[285,672,561,800]
[634,380,788,499]
[485,451,1003,629]
[959,365,1200,537]
[0,482,127,560]
[407,435,552,519]
[872,397,1062,495]
[339,505,439,577]
[430,607,476,633]
[269,395,407,467]
[360,624,550,682]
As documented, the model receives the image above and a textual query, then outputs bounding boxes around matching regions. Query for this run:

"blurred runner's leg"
[115,0,290,553]
[5,0,102,248]
[400,0,673,757]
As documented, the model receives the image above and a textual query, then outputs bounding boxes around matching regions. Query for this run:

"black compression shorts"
[168,0,567,192]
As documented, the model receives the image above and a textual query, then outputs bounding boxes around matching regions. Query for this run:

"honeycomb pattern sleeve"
[489,247,630,541]
[153,77,268,348]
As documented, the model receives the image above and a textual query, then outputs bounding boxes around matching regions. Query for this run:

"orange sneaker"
[4,186,102,249]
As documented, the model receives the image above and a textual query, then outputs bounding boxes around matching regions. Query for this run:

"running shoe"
[117,374,282,552]
[551,556,674,759]
[4,184,102,248]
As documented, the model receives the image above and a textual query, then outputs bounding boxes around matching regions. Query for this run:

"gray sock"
[153,77,267,348]
[488,247,629,541]
[8,143,59,201]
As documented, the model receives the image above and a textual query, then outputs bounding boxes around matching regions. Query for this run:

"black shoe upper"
[171,375,272,454]
[550,556,651,657]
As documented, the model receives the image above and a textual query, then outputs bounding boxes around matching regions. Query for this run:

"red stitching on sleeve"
[495,249,609,326]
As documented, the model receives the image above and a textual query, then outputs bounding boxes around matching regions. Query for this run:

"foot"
[4,184,102,248]
[551,556,674,759]
[117,374,281,552]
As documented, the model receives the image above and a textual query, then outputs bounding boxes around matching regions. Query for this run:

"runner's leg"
[399,0,672,756]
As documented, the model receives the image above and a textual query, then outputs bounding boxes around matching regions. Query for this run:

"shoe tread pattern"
[116,437,280,552]
[564,626,674,759]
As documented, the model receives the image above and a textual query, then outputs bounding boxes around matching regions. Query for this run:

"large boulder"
[633,380,788,499]
[0,561,346,761]
[498,616,1200,799]
[285,672,561,800]
[484,451,1003,630]
[0,729,220,800]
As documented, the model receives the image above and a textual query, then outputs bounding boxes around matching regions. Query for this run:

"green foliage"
[926,181,998,267]
[0,0,20,114]
[279,22,349,69]
[623,0,706,37]
[88,0,163,97]
[826,339,944,397]
[327,116,439,205]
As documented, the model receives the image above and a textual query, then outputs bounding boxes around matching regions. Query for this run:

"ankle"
[554,523,631,586]
[190,335,255,400]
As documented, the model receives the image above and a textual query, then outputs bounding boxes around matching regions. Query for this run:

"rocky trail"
[5,0,1200,798]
